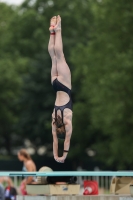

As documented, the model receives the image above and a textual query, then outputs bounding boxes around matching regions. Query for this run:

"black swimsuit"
[52,78,72,121]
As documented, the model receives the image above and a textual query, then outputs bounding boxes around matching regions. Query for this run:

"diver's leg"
[48,16,58,82]
[54,15,71,88]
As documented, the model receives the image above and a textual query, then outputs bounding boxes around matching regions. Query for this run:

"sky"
[0,0,24,5]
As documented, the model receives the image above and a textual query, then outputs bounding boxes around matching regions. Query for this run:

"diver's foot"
[49,16,57,33]
[54,15,61,32]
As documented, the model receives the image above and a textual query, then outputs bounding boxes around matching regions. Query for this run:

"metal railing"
[9,175,112,194]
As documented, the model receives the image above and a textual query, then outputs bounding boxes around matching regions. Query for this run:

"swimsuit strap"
[55,108,57,119]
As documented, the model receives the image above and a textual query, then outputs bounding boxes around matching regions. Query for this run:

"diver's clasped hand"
[54,156,65,163]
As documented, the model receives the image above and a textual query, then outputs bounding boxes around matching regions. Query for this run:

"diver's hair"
[18,149,31,160]
[53,115,66,140]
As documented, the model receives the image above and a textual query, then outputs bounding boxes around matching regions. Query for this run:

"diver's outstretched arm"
[52,122,58,160]
[54,116,72,163]
[63,119,72,157]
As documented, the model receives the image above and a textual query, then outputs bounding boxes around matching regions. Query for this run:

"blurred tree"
[0,56,29,154]
[71,0,133,169]
[1,0,133,170]
[0,3,29,154]
[0,3,14,55]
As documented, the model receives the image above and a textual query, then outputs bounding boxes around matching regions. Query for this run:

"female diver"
[48,15,73,163]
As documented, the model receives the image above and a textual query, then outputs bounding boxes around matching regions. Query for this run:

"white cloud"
[0,0,24,5]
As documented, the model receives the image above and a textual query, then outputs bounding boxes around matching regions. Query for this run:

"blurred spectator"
[0,177,17,200]
[0,183,4,200]
[17,149,36,195]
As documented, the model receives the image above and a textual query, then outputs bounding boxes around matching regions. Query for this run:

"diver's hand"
[54,155,58,161]
[54,156,65,163]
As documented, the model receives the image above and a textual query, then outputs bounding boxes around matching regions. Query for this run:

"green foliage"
[0,0,133,169]
[71,0,133,168]
[17,54,54,146]
[0,3,14,54]
[0,55,29,153]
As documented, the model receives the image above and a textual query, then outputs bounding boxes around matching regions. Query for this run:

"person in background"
[0,177,17,200]
[17,149,36,195]
[0,181,4,200]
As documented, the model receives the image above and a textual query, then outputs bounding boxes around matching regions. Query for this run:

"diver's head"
[56,126,66,140]
[53,115,66,140]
